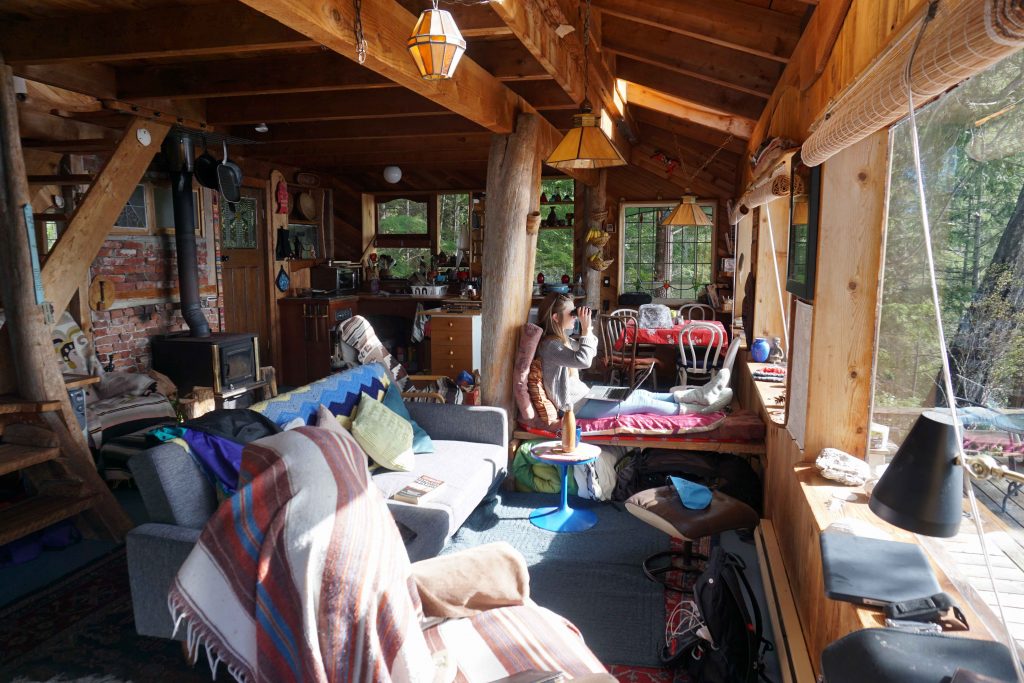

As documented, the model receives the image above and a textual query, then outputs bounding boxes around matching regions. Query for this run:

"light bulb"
[383,166,402,184]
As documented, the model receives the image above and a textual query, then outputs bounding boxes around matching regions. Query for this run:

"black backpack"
[663,547,773,682]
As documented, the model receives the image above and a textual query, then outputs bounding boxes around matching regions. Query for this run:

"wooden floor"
[926,478,1024,649]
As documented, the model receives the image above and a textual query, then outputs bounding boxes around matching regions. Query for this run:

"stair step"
[0,444,62,477]
[0,493,98,547]
[0,395,62,415]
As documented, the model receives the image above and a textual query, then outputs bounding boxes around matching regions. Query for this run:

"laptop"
[820,530,941,607]
[583,365,653,403]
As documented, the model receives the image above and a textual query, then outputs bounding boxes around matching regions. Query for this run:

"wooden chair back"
[600,312,640,385]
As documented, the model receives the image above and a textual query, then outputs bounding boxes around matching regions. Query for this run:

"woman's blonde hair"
[538,292,575,344]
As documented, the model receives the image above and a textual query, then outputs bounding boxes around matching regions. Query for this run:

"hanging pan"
[194,137,220,190]
[217,140,243,205]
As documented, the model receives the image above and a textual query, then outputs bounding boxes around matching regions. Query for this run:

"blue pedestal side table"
[529,440,601,533]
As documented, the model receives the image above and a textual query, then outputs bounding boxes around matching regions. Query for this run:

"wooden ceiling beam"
[206,89,448,125]
[236,0,595,185]
[600,15,781,99]
[633,126,740,183]
[229,115,485,143]
[0,4,316,64]
[631,143,734,196]
[631,108,748,155]
[117,40,549,101]
[487,0,633,159]
[591,0,800,64]
[627,150,732,199]
[623,81,755,140]
[12,64,116,100]
[267,151,491,167]
[616,58,765,121]
[394,0,512,38]
[249,132,493,157]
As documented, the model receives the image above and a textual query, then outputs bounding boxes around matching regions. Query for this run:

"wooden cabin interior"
[2,0,1024,680]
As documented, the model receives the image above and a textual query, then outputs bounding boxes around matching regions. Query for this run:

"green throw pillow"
[352,393,415,471]
[380,383,434,454]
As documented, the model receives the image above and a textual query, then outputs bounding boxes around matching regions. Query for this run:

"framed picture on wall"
[786,155,820,300]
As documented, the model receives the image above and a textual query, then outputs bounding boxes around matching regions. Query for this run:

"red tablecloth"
[615,320,727,349]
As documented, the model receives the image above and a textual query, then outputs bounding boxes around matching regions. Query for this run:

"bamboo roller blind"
[801,0,1024,168]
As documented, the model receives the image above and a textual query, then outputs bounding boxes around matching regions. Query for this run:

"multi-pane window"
[534,178,575,283]
[620,202,714,301]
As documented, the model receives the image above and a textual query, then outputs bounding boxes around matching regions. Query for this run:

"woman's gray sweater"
[537,332,598,412]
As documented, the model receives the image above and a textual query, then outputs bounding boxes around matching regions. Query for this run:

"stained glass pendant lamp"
[407,0,466,80]
[546,104,627,170]
[661,195,710,226]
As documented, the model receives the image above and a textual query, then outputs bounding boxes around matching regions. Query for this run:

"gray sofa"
[126,376,507,640]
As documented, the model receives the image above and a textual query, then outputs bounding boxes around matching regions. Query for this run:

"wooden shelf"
[0,444,61,477]
[288,219,319,226]
[0,493,97,547]
[0,395,61,414]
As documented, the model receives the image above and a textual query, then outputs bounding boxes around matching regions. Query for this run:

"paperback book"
[392,474,445,505]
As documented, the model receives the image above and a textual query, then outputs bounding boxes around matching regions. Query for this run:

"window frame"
[617,200,717,304]
[374,193,437,249]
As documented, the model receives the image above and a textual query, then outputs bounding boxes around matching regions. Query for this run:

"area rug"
[442,492,673,669]
[0,547,223,682]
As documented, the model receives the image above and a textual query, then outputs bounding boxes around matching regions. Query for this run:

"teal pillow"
[380,383,435,454]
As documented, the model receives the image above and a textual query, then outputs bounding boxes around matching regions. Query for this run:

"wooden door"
[219,186,272,363]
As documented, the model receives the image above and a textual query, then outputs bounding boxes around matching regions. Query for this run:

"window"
[620,201,714,301]
[113,184,150,232]
[377,196,429,237]
[534,178,575,282]
[871,51,1024,452]
[438,193,469,256]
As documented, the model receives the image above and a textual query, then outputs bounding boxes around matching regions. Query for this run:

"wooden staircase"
[0,399,116,546]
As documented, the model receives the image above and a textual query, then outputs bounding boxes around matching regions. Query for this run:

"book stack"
[392,474,445,505]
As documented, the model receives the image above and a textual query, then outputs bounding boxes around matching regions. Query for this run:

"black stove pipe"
[163,135,210,337]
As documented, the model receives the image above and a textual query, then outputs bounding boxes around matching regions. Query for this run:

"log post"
[583,171,607,310]
[481,113,541,417]
[0,58,132,539]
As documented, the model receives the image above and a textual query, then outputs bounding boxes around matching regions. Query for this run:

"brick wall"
[88,198,224,373]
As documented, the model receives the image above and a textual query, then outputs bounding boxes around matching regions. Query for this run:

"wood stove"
[152,332,259,395]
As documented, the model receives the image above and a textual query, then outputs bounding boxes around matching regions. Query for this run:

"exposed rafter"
[235,0,595,185]
[0,4,316,64]
[623,81,755,139]
[592,0,801,64]
[231,116,486,143]
[631,108,748,156]
[617,59,765,121]
[600,15,781,99]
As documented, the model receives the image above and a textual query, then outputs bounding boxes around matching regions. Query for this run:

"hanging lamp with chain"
[545,0,626,170]
[407,0,467,80]
[660,131,733,226]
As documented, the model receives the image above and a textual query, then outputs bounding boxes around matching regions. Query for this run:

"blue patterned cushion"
[251,363,390,428]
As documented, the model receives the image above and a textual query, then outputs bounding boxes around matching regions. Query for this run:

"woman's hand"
[577,306,593,336]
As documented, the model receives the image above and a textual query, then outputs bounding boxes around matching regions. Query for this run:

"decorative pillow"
[52,310,99,375]
[316,404,348,436]
[380,383,434,453]
[351,393,414,471]
[527,358,559,428]
[513,323,544,424]
[336,315,409,390]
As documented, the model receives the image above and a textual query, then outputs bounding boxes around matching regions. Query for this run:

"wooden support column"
[41,117,170,317]
[481,113,542,417]
[0,60,131,539]
[803,131,888,458]
[582,171,607,311]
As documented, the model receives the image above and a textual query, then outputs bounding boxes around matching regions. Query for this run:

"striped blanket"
[169,426,608,682]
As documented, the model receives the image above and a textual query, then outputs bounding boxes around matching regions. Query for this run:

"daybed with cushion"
[513,323,767,454]
[126,362,507,640]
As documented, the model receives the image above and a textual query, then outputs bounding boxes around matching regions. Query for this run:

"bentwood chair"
[678,303,716,322]
[600,313,658,389]
[676,321,726,386]
[610,308,639,319]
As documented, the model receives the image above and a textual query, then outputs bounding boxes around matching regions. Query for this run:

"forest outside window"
[620,201,714,302]
[374,194,468,280]
[871,51,1024,459]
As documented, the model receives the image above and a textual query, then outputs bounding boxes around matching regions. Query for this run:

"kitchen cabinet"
[429,312,481,379]
[279,296,358,387]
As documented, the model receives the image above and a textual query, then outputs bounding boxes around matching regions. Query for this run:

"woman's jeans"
[576,390,677,419]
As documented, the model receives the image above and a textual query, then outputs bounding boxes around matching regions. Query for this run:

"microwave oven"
[310,265,361,293]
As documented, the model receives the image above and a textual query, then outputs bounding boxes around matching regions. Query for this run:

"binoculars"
[569,306,592,318]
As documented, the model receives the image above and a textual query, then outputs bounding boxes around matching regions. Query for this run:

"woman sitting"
[536,293,732,420]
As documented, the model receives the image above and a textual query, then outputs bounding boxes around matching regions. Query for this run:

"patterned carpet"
[0,532,701,682]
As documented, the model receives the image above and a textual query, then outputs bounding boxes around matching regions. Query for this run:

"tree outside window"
[620,202,714,301]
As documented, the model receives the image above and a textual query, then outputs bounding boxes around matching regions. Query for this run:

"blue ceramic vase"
[751,337,771,363]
